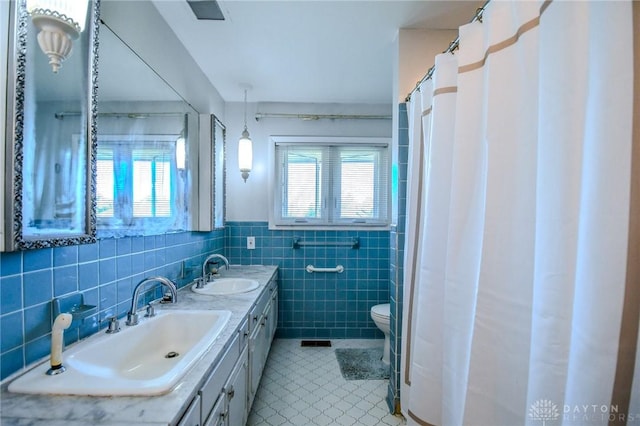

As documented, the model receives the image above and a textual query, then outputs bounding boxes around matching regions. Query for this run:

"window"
[96,135,185,232]
[271,137,390,228]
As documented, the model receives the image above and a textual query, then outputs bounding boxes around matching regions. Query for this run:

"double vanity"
[0,265,279,426]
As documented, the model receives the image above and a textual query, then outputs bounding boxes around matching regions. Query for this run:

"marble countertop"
[0,265,278,426]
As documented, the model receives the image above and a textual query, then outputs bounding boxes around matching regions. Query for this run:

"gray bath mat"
[335,348,390,380]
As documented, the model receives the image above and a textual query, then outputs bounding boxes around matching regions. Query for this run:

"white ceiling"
[151,0,482,104]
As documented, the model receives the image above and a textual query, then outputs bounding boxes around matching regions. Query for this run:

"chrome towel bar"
[306,264,345,273]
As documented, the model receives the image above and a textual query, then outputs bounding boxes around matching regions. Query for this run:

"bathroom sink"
[8,309,231,396]
[191,278,260,295]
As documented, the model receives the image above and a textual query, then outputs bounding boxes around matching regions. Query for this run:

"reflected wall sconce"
[26,0,89,73]
[176,132,186,170]
[238,87,253,182]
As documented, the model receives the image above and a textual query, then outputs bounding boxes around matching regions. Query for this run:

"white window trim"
[96,133,181,229]
[268,136,391,231]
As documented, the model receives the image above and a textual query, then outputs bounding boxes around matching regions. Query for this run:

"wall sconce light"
[238,87,253,182]
[26,0,90,73]
[176,132,186,170]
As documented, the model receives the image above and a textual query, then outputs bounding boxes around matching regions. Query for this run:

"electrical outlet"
[247,236,256,250]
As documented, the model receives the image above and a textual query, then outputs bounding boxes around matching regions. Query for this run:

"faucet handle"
[126,311,139,326]
[194,277,206,289]
[106,316,121,334]
[145,303,156,317]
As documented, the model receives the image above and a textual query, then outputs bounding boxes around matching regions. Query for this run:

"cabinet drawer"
[199,333,240,422]
[203,391,225,426]
[249,278,276,333]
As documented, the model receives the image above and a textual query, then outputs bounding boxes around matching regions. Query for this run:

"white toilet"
[370,303,391,365]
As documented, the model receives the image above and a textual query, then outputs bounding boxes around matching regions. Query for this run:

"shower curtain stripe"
[609,1,640,420]
[432,86,457,96]
[401,1,637,425]
[401,82,431,389]
[457,15,540,75]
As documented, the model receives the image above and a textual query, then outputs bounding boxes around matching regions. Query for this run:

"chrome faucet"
[202,253,229,280]
[126,276,177,326]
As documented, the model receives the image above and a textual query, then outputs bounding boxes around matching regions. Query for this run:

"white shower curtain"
[401,1,639,425]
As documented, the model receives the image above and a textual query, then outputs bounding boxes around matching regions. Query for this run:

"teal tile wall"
[0,230,225,380]
[388,102,408,413]
[225,222,390,339]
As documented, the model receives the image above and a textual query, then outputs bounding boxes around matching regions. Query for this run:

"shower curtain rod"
[404,0,491,102]
[54,112,186,120]
[254,112,391,121]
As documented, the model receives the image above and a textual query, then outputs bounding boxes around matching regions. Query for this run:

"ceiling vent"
[186,0,225,20]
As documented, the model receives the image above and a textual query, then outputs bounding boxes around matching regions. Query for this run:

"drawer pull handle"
[227,386,235,399]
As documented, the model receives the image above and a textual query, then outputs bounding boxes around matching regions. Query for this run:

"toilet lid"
[371,303,390,317]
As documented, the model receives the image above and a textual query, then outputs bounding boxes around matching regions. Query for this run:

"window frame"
[96,134,181,231]
[268,136,391,230]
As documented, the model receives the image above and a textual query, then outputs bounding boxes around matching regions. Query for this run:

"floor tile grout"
[247,339,406,426]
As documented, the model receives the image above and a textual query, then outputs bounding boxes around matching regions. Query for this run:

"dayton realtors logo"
[529,400,632,424]
[529,399,560,425]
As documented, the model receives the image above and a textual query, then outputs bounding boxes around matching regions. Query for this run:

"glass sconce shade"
[238,129,253,182]
[26,0,90,73]
[176,135,186,170]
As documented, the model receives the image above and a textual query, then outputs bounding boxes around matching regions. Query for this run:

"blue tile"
[99,258,117,284]
[25,335,49,365]
[155,234,166,248]
[24,302,51,342]
[156,250,166,266]
[53,265,78,296]
[130,236,145,253]
[78,243,99,262]
[23,270,52,307]
[116,256,132,279]
[144,236,156,250]
[1,251,22,276]
[99,282,117,310]
[116,278,132,304]
[144,251,156,270]
[130,253,145,275]
[1,311,23,352]
[1,275,22,314]
[99,239,116,258]
[53,246,78,267]
[78,262,99,290]
[1,347,24,381]
[116,238,132,256]
[23,249,51,272]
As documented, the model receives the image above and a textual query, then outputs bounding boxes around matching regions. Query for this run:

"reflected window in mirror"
[97,133,186,226]
[96,22,199,238]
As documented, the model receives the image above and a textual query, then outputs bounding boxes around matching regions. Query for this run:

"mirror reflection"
[95,22,199,238]
[4,0,98,251]
[212,116,225,229]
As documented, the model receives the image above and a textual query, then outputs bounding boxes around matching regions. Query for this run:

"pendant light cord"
[243,89,248,130]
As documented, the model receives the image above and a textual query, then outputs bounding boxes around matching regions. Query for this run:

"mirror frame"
[4,0,99,251]
[212,114,226,229]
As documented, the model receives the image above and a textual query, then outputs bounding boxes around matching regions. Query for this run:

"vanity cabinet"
[224,347,249,426]
[178,395,202,426]
[177,272,277,426]
[248,278,278,408]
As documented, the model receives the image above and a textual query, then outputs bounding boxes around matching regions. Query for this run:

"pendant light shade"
[238,129,252,182]
[238,88,253,182]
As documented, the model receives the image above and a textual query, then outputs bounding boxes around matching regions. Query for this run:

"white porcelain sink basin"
[191,278,260,295]
[8,309,231,396]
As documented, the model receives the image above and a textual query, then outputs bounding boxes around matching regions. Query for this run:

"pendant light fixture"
[238,87,253,182]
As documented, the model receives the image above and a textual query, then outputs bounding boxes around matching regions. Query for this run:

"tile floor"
[247,339,406,426]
